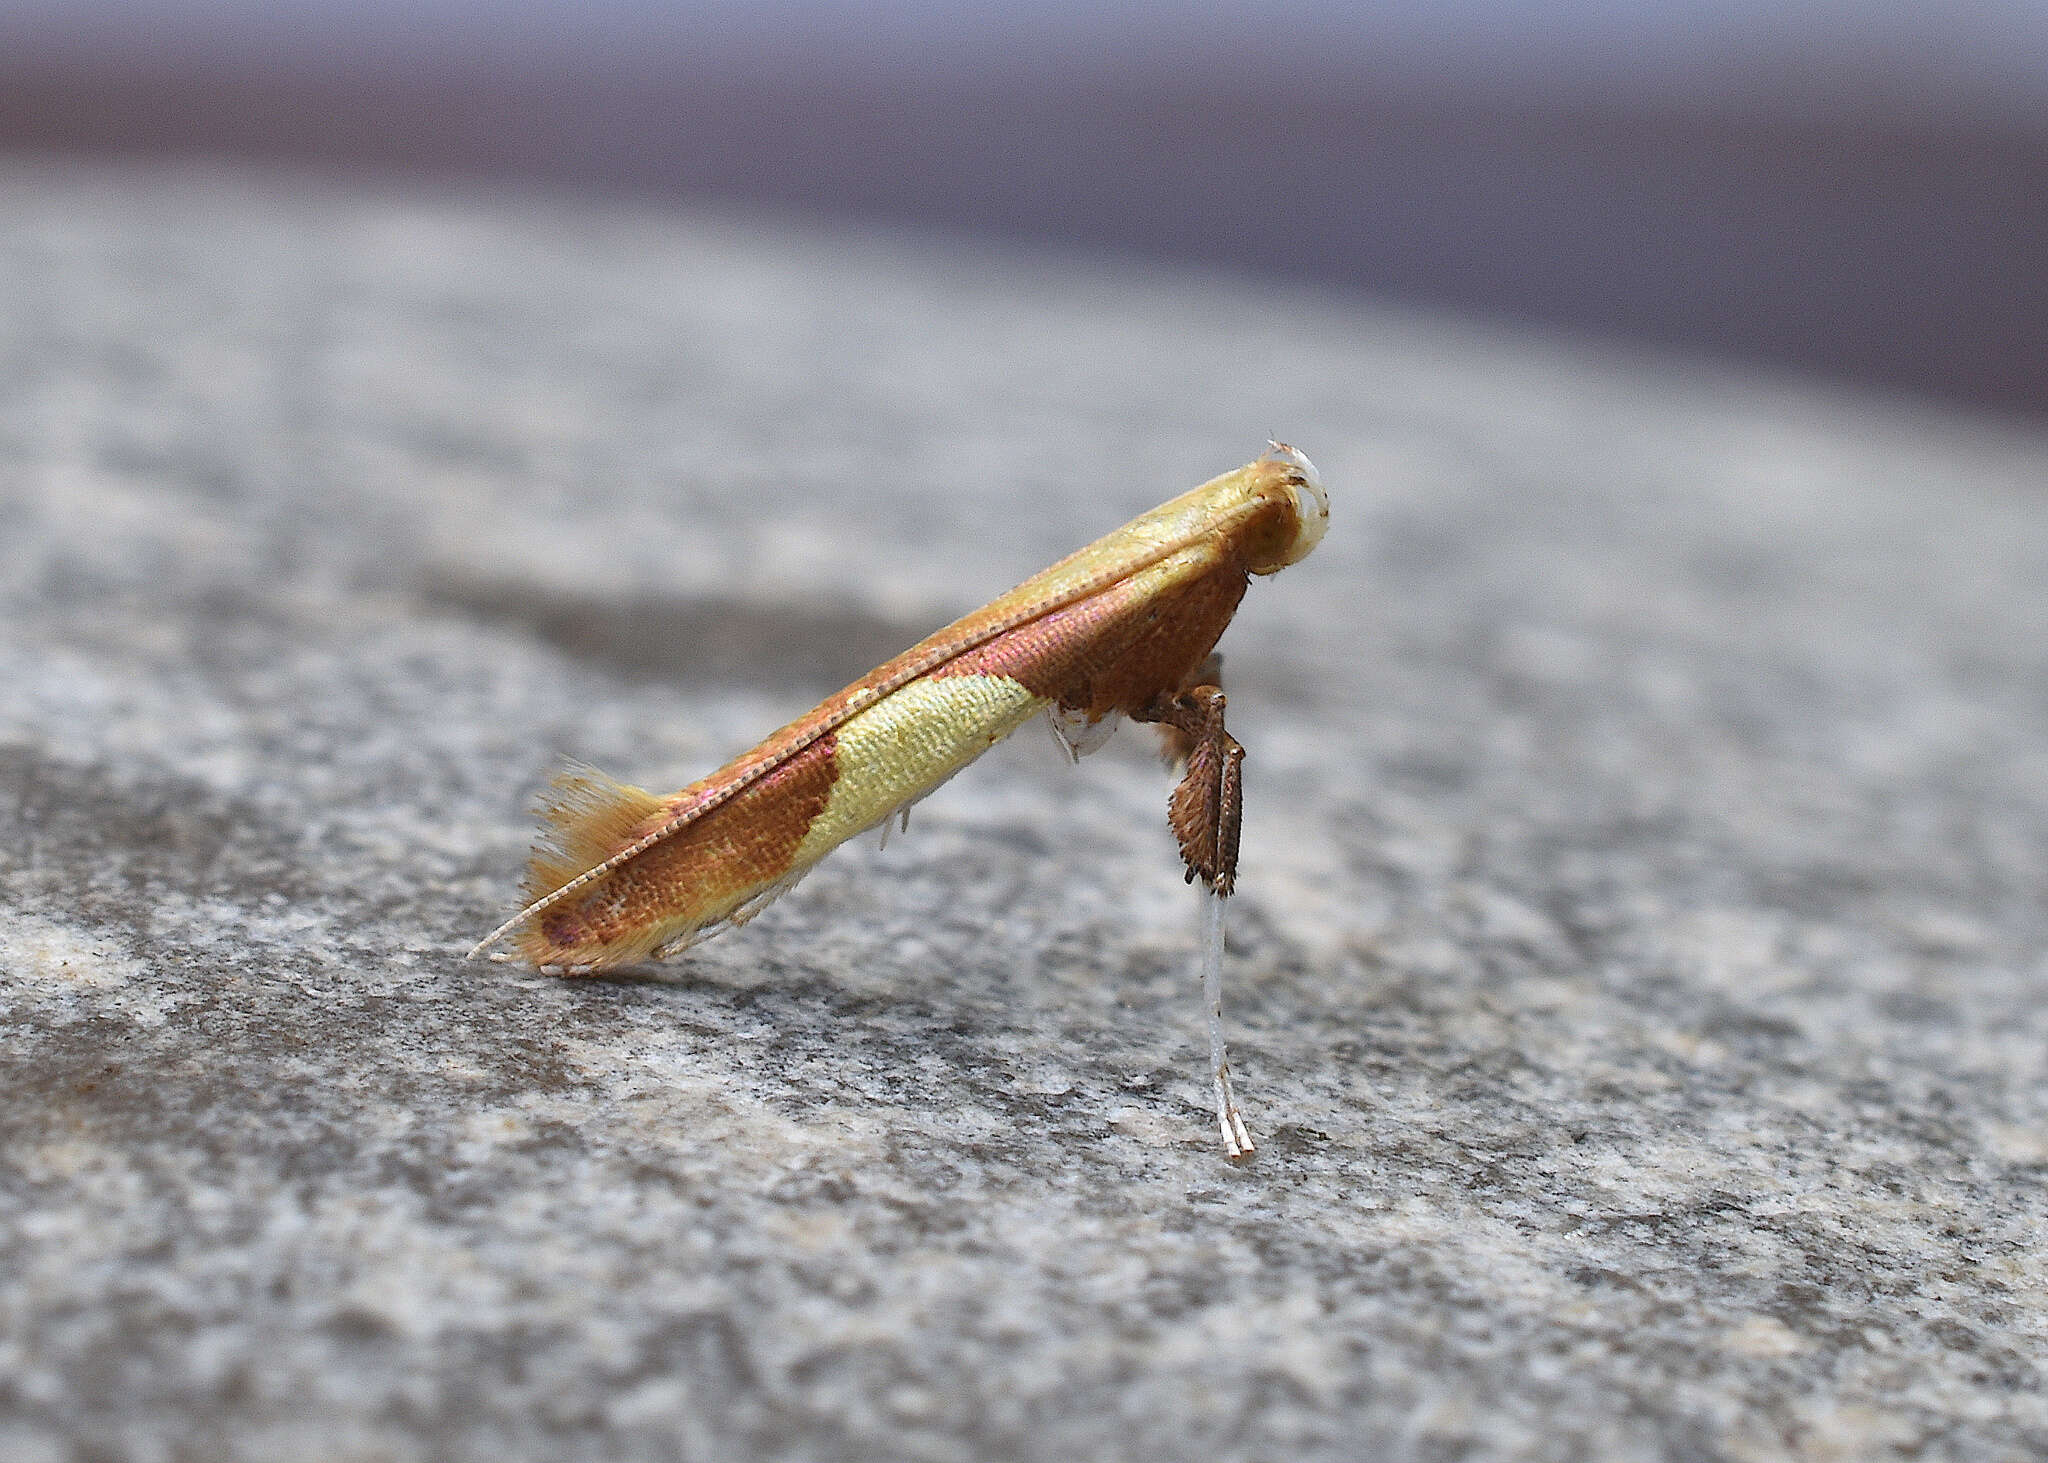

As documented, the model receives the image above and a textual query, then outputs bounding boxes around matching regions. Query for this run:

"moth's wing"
[654,866,814,957]
[522,760,668,902]
[1045,704,1123,763]
[876,757,977,848]
[480,495,1243,964]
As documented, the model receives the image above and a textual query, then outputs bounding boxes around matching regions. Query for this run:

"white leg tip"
[1216,1069,1256,1159]
[1198,887,1254,1159]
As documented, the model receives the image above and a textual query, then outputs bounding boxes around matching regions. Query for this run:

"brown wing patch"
[1059,563,1248,720]
[938,557,1249,722]
[518,733,842,969]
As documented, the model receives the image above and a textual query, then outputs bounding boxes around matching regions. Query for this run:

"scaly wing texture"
[480,450,1305,968]
[521,762,670,904]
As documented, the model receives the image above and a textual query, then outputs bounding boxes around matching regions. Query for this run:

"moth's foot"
[1216,1069,1256,1159]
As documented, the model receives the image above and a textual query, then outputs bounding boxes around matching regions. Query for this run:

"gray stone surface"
[4,161,2048,1462]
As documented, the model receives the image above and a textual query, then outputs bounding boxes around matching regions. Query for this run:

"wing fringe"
[522,760,670,902]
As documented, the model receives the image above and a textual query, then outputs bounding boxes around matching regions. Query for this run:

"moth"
[473,443,1328,1156]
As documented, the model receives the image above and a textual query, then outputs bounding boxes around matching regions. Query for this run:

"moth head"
[1251,440,1329,572]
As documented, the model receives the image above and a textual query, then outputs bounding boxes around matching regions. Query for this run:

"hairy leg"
[1137,677,1254,1157]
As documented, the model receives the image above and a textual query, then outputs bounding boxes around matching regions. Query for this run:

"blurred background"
[3,0,2044,421]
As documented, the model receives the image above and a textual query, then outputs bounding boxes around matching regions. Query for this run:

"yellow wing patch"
[793,673,1046,865]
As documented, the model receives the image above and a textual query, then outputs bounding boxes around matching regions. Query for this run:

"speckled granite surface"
[4,163,2047,1462]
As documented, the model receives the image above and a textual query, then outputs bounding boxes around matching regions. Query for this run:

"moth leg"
[1137,676,1254,1157]
[1138,678,1244,897]
[1200,887,1254,1158]
[1146,653,1220,767]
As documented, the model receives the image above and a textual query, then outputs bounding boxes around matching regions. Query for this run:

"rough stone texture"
[4,162,2048,1463]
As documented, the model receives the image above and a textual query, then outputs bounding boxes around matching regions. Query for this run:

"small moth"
[473,443,1329,1156]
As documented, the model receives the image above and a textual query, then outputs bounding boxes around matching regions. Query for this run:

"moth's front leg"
[1136,672,1255,1157]
[1139,678,1246,897]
